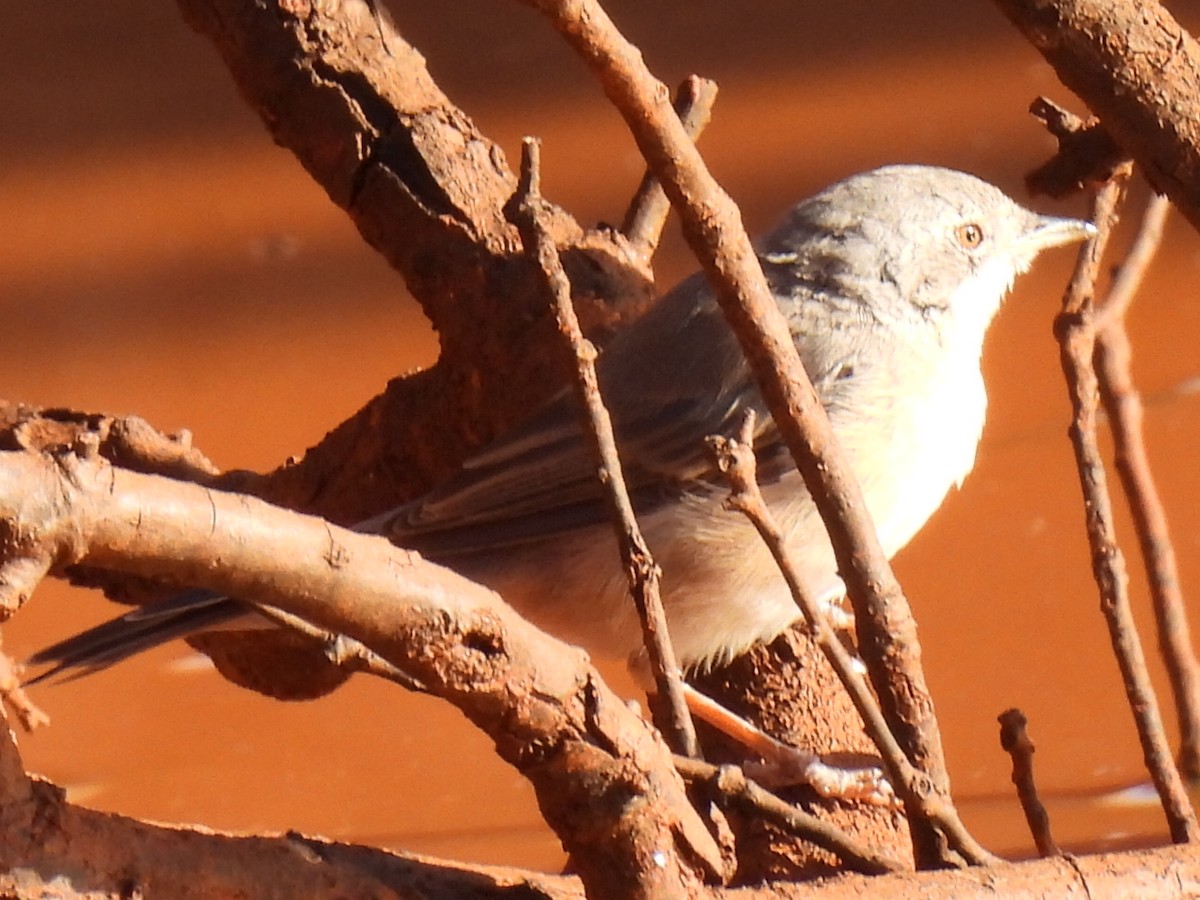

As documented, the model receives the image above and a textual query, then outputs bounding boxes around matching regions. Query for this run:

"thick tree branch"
[0,449,723,896]
[993,0,1200,232]
[150,0,658,698]
[173,0,655,525]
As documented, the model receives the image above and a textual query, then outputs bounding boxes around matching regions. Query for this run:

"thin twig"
[505,138,698,758]
[1092,193,1200,780]
[706,417,906,776]
[1055,176,1199,842]
[1094,191,1172,329]
[257,605,430,694]
[674,755,905,875]
[521,0,967,868]
[708,414,995,862]
[997,709,1059,858]
[0,649,49,732]
[621,75,718,262]
[1026,98,1128,199]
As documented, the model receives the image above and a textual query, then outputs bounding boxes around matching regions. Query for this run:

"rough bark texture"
[151,0,655,698]
[5,0,1200,895]
[753,842,1200,898]
[0,447,720,897]
[173,0,654,523]
[992,0,1200,230]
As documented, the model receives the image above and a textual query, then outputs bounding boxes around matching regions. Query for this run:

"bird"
[28,165,1093,685]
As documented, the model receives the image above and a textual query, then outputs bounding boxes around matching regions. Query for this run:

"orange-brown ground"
[4,0,1200,872]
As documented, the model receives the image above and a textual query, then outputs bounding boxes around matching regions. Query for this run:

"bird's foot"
[683,684,895,806]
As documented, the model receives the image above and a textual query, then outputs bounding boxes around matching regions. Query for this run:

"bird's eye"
[955,223,985,248]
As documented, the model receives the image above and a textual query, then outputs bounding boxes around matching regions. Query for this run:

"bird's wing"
[381,274,791,555]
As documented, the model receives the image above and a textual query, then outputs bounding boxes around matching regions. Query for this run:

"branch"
[521,0,968,868]
[1053,177,1199,842]
[997,709,1060,858]
[620,75,719,263]
[992,0,1200,233]
[0,448,723,896]
[0,648,48,731]
[0,406,218,486]
[173,0,655,525]
[1092,192,1200,780]
[1025,98,1130,197]
[506,138,699,758]
[155,0,657,699]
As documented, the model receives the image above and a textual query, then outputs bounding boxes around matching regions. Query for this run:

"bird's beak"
[1027,214,1098,252]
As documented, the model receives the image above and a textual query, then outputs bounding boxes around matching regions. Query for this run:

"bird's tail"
[25,590,248,685]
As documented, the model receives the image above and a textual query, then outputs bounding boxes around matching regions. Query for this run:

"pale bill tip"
[1032,213,1097,249]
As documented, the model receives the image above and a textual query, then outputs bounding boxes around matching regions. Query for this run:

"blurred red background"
[4,0,1200,870]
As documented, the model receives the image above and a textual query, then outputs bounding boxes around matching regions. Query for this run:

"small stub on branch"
[998,708,1059,858]
[1026,97,1132,198]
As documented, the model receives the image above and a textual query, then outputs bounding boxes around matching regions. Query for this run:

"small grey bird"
[29,165,1093,681]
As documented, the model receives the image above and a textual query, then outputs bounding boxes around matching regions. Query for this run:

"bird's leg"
[682,684,896,806]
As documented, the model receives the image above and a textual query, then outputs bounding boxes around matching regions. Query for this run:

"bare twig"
[1095,192,1171,328]
[7,409,220,485]
[997,709,1059,858]
[674,756,905,875]
[0,649,49,732]
[708,414,995,861]
[1026,98,1128,198]
[522,0,972,868]
[1054,176,1199,842]
[1093,192,1200,780]
[505,138,699,758]
[621,75,719,262]
[256,605,430,694]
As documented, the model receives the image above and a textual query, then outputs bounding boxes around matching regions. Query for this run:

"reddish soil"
[4,0,1199,872]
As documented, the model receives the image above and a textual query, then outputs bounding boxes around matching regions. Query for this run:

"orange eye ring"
[956,223,984,248]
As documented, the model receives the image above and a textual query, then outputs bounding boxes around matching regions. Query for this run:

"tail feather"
[25,590,248,685]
